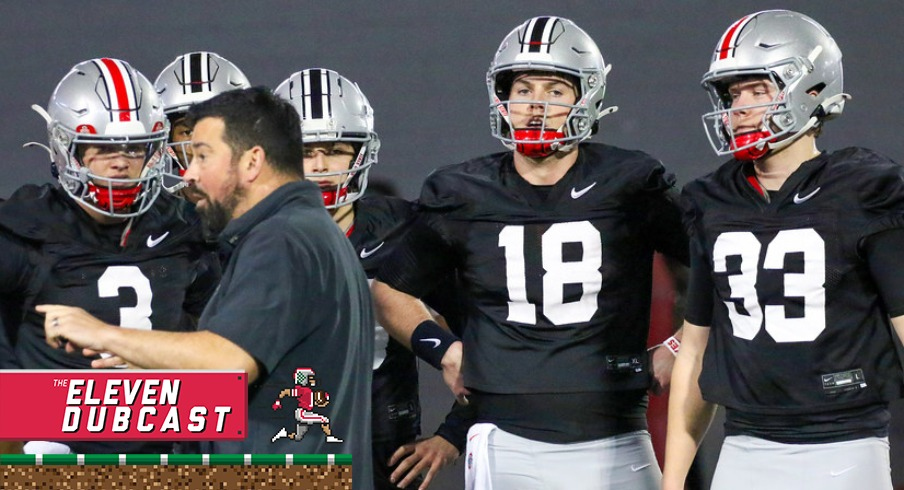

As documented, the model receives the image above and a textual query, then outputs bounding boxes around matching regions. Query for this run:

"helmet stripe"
[718,15,751,60]
[304,69,332,120]
[96,58,137,122]
[524,16,550,53]
[189,52,203,93]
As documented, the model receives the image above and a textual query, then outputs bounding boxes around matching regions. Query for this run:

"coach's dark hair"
[185,86,304,178]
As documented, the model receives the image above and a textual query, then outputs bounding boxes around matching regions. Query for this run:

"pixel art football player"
[271,368,343,443]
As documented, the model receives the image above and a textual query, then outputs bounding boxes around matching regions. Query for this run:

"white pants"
[712,435,892,490]
[465,423,660,490]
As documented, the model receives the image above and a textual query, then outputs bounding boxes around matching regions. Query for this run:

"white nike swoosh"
[419,338,441,348]
[146,231,170,248]
[359,241,385,259]
[829,465,856,477]
[571,182,597,199]
[630,463,651,472]
[793,187,821,204]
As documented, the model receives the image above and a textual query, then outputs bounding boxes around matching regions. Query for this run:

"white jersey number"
[97,266,154,331]
[713,229,825,342]
[499,222,602,325]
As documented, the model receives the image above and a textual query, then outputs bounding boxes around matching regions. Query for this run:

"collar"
[218,180,321,249]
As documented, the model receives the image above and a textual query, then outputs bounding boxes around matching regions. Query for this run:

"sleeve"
[0,232,31,368]
[434,400,478,455]
[0,231,32,294]
[863,227,904,317]
[199,228,315,375]
[684,232,715,327]
[182,249,222,318]
[375,212,459,298]
[645,187,690,266]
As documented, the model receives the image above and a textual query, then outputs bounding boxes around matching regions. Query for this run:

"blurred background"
[1,1,901,488]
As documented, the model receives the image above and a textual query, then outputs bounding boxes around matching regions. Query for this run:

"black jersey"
[348,195,421,443]
[0,185,220,452]
[683,148,904,443]
[378,143,688,396]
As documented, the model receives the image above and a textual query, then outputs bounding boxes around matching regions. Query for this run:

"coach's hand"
[390,435,459,490]
[37,305,114,354]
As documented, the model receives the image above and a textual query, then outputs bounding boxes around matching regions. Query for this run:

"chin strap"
[513,128,566,158]
[321,187,350,207]
[87,182,143,213]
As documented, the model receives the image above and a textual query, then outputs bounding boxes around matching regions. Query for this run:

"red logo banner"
[0,370,247,441]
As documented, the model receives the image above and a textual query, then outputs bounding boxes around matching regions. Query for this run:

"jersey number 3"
[498,222,602,325]
[713,229,825,342]
[97,266,154,331]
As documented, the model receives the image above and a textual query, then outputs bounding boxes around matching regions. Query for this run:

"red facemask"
[87,182,143,212]
[513,128,566,158]
[731,131,772,161]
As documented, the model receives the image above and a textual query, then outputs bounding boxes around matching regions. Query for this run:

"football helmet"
[295,368,315,386]
[701,10,848,160]
[275,69,380,208]
[154,52,250,182]
[487,16,617,157]
[36,58,167,217]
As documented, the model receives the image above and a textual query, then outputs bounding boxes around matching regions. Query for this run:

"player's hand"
[440,341,470,404]
[649,343,675,395]
[389,436,459,490]
[36,305,115,354]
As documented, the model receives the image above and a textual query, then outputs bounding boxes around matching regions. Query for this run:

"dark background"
[1,2,901,488]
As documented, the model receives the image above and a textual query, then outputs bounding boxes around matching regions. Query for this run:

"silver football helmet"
[487,16,617,157]
[701,10,848,160]
[32,58,167,218]
[154,52,250,183]
[275,69,380,209]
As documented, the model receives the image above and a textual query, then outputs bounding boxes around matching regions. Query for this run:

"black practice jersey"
[378,143,688,396]
[684,148,904,442]
[349,195,421,442]
[0,185,220,452]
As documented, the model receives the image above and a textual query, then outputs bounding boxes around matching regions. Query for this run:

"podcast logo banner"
[0,370,247,440]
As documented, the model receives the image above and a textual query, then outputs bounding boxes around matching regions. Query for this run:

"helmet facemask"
[703,60,813,161]
[302,132,379,209]
[51,123,167,217]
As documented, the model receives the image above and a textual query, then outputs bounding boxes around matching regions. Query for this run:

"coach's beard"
[197,187,245,238]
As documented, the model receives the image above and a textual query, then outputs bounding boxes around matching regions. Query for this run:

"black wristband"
[410,319,459,370]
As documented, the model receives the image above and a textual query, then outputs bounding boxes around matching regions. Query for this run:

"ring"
[52,318,59,328]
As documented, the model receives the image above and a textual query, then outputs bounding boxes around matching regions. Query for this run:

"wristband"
[662,336,680,356]
[410,320,460,370]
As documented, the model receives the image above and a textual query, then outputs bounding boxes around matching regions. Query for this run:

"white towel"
[465,423,497,490]
[24,441,72,454]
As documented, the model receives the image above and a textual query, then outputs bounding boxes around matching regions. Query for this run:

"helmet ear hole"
[806,82,826,96]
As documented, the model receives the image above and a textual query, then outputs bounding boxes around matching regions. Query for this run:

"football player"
[372,17,689,490]
[0,58,220,454]
[154,51,250,200]
[276,68,468,490]
[663,10,904,490]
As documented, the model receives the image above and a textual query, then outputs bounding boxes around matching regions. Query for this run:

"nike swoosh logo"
[419,338,441,348]
[793,187,821,204]
[571,182,597,199]
[146,231,170,248]
[359,241,385,259]
[630,463,651,472]
[829,465,856,477]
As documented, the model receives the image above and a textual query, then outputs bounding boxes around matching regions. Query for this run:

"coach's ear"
[240,145,265,183]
